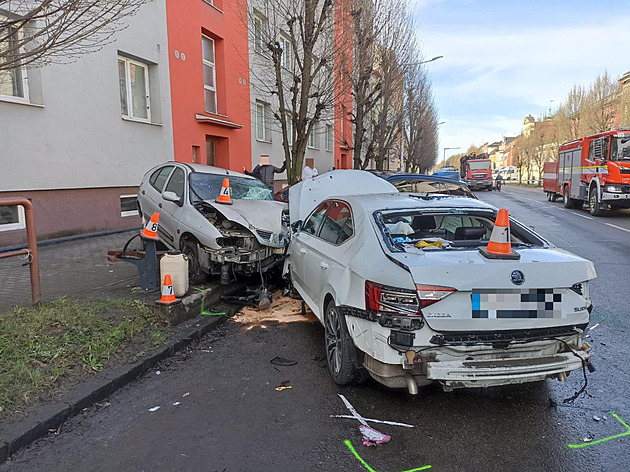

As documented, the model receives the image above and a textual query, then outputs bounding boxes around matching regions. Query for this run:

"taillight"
[365,281,420,315]
[416,284,456,308]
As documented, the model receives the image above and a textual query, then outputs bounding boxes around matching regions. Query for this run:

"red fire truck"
[543,129,630,215]
[460,153,493,191]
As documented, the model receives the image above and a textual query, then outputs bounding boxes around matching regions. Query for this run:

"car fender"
[589,177,601,195]
[178,210,223,250]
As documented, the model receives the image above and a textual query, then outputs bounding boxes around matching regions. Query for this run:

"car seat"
[453,226,487,240]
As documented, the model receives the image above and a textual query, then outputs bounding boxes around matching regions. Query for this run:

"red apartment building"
[166,0,252,171]
[334,0,353,170]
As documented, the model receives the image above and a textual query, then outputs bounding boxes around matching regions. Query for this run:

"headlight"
[606,185,622,193]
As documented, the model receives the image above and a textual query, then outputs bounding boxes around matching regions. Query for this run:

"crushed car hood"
[289,170,397,223]
[205,199,287,246]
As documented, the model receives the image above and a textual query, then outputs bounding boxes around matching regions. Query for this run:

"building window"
[120,195,138,218]
[256,101,272,142]
[280,35,292,69]
[325,124,333,151]
[254,14,266,54]
[341,105,347,141]
[202,36,217,114]
[0,24,29,102]
[118,56,150,121]
[0,204,26,232]
[308,123,319,149]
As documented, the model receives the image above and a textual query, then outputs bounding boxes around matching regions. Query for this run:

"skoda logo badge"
[510,270,525,285]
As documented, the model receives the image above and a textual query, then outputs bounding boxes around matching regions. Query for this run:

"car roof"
[335,192,495,213]
[378,173,467,185]
[185,162,254,179]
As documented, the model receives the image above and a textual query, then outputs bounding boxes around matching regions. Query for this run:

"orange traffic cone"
[158,274,177,304]
[215,178,233,205]
[479,208,520,260]
[142,212,160,240]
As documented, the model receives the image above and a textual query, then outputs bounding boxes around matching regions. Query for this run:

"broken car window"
[376,209,544,252]
[189,173,273,202]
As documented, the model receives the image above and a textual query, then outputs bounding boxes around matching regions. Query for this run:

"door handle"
[158,203,162,208]
[320,261,329,270]
[299,248,306,255]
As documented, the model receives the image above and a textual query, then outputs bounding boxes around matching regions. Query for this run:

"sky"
[411,0,630,165]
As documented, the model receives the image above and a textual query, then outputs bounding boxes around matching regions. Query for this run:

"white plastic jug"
[160,251,189,297]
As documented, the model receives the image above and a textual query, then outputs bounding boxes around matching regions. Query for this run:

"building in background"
[0,1,173,247]
[165,0,252,170]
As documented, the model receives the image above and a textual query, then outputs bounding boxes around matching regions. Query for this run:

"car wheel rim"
[590,191,596,209]
[325,306,342,376]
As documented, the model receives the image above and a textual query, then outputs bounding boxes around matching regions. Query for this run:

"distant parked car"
[287,170,595,394]
[137,162,288,284]
[373,172,477,199]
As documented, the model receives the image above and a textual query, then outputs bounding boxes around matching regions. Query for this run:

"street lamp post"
[442,147,461,167]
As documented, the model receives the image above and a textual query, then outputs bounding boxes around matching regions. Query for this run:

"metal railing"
[0,198,41,304]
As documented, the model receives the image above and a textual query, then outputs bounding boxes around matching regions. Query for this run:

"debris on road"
[583,435,594,442]
[331,415,414,428]
[156,370,161,375]
[589,323,600,331]
[360,425,391,447]
[275,380,292,391]
[234,291,315,327]
[337,394,401,446]
[173,402,181,406]
[148,406,160,412]
[270,356,298,366]
[183,392,190,397]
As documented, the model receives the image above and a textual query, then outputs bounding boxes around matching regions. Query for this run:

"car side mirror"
[163,191,183,206]
[291,220,303,232]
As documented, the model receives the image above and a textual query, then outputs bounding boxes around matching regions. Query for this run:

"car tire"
[181,238,206,285]
[324,300,358,386]
[563,186,575,209]
[589,186,605,216]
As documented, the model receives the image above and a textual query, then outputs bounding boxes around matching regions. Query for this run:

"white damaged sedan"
[288,170,596,393]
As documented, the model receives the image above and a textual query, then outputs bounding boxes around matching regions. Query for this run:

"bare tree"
[346,0,418,170]
[404,65,438,172]
[581,71,618,135]
[0,1,148,72]
[554,84,585,142]
[243,0,342,184]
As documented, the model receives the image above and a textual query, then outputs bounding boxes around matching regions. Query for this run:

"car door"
[303,201,353,309]
[158,166,187,249]
[290,201,331,301]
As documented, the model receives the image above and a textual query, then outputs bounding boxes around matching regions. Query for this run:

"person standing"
[243,155,286,189]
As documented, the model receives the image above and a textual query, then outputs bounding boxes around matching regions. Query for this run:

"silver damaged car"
[137,162,288,284]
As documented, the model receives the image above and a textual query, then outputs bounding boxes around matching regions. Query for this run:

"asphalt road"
[3,185,630,472]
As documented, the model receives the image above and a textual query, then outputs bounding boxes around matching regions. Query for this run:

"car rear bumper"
[426,350,590,389]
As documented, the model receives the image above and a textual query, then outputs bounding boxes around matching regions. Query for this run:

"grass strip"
[0,297,168,418]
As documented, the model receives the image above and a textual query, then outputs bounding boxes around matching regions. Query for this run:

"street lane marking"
[571,212,592,220]
[567,411,630,449]
[344,440,431,472]
[605,223,630,234]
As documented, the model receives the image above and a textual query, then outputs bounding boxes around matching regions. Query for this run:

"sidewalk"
[0,230,142,312]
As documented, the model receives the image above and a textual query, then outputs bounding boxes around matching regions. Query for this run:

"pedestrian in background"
[243,155,286,189]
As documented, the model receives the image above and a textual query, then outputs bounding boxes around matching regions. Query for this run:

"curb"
[0,312,228,464]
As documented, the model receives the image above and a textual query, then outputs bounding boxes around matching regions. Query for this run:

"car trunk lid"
[388,248,596,332]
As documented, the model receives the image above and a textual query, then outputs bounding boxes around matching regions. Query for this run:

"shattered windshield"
[611,137,630,161]
[189,173,273,202]
[375,209,544,252]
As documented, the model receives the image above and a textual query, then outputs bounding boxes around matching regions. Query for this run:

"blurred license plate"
[471,289,564,319]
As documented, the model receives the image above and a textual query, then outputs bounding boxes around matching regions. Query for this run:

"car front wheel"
[324,300,358,385]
